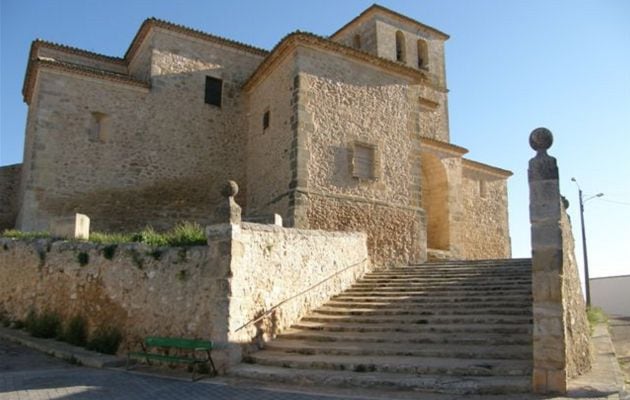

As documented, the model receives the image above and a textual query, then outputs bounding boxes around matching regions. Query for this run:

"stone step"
[354,279,531,287]
[303,312,532,326]
[264,339,532,360]
[279,328,532,345]
[334,293,531,302]
[229,364,532,395]
[244,351,532,377]
[325,299,531,310]
[346,287,531,294]
[292,321,531,335]
[411,258,531,267]
[367,270,529,277]
[317,305,532,316]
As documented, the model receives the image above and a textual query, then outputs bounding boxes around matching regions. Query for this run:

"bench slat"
[128,352,203,364]
[145,336,212,350]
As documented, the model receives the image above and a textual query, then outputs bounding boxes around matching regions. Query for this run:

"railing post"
[528,128,567,394]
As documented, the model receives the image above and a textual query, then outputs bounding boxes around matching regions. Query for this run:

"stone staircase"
[230,258,533,396]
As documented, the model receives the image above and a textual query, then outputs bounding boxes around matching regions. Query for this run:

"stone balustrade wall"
[0,218,369,372]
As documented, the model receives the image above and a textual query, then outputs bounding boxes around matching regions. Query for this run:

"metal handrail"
[232,257,368,333]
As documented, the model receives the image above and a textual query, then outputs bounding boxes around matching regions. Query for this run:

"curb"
[0,326,125,368]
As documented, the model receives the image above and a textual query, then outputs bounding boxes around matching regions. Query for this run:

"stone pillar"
[528,128,567,393]
[205,180,244,371]
[49,213,90,240]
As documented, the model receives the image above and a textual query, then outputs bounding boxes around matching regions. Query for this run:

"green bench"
[127,336,217,381]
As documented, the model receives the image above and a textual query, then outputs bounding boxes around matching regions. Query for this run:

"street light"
[570,177,603,307]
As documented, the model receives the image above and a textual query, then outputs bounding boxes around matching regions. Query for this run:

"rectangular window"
[353,142,376,180]
[205,76,222,107]
[263,110,270,131]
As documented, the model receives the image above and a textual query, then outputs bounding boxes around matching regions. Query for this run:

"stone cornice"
[243,32,445,93]
[23,59,150,104]
[462,158,513,178]
[28,39,126,64]
[331,4,449,41]
[420,137,468,156]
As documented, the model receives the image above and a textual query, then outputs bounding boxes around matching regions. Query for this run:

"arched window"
[417,39,428,68]
[395,31,406,62]
[353,34,361,50]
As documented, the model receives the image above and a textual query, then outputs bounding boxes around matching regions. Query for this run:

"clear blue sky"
[1,0,629,279]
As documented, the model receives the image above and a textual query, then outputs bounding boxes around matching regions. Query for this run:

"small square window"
[263,110,270,131]
[205,76,222,107]
[353,143,376,180]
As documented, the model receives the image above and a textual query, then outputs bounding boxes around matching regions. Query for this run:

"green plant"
[587,306,608,327]
[62,315,87,347]
[25,310,62,339]
[131,226,168,247]
[1,229,51,240]
[77,252,89,266]
[167,222,206,247]
[102,244,117,260]
[86,326,122,355]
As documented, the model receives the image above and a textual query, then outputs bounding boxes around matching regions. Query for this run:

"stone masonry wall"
[18,31,264,232]
[0,238,231,365]
[0,222,368,372]
[460,166,511,259]
[0,164,21,231]
[245,53,296,222]
[560,206,591,378]
[294,46,439,265]
[227,223,369,358]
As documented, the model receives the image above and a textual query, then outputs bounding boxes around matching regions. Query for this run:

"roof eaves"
[30,39,126,64]
[243,31,435,92]
[124,18,269,62]
[462,158,513,178]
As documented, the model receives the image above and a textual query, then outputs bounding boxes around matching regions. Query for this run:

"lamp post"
[571,177,603,307]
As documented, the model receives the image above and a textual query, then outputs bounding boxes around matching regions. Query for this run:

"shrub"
[77,252,89,266]
[62,315,88,347]
[87,327,122,355]
[166,222,206,246]
[102,244,117,260]
[131,227,168,247]
[587,307,608,326]
[25,310,62,338]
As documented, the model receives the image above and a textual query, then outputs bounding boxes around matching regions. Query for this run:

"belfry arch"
[421,152,450,251]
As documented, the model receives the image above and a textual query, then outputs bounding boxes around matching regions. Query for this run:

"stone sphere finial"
[529,127,553,152]
[221,180,239,198]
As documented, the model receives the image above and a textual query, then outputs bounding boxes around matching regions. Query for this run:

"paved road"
[0,339,349,400]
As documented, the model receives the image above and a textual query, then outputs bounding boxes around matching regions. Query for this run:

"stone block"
[529,184,561,222]
[531,222,562,249]
[49,213,90,240]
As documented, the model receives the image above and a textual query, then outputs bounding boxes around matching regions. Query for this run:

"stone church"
[0,4,512,265]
